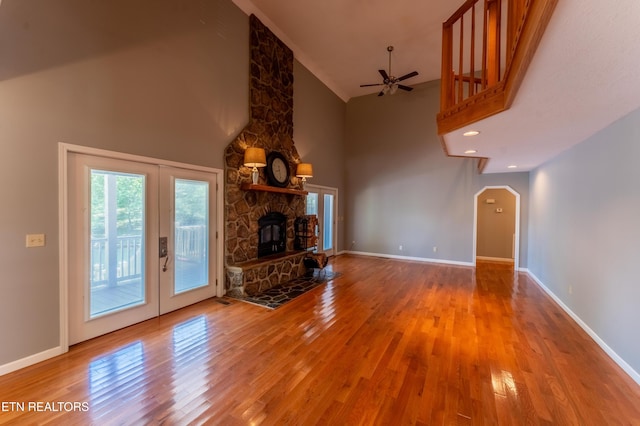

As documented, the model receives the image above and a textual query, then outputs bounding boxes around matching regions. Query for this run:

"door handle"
[159,237,168,258]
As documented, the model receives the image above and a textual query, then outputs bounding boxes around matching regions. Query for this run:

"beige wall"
[529,106,640,377]
[293,61,346,251]
[344,80,529,263]
[476,188,516,259]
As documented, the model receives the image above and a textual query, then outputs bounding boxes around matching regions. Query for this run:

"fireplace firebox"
[258,212,286,257]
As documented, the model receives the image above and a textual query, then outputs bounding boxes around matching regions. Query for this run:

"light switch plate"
[26,234,45,247]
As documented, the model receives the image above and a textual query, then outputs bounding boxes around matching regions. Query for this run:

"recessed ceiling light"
[463,130,480,137]
[464,149,477,154]
[507,165,518,169]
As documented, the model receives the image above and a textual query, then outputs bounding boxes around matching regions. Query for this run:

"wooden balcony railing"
[437,0,558,135]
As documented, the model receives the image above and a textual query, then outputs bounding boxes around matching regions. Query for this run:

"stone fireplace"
[224,15,309,297]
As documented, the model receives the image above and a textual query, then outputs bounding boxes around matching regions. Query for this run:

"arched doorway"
[473,186,520,269]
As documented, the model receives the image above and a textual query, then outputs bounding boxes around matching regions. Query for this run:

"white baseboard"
[345,250,474,267]
[526,270,640,386]
[0,346,65,377]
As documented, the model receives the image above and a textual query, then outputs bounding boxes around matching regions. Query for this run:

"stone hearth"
[224,15,308,296]
[226,252,307,297]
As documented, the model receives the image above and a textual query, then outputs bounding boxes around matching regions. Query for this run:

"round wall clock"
[265,151,290,188]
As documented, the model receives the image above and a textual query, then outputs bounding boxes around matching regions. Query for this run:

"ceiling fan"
[360,46,419,96]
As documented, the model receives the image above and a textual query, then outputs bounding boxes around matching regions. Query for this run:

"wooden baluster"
[470,2,476,97]
[486,0,501,86]
[458,14,464,103]
[440,23,454,111]
[450,69,455,108]
[481,0,488,89]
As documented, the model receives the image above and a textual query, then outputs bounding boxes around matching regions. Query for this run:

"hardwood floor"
[1,255,639,425]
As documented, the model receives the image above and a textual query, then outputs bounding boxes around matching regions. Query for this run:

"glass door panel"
[89,170,146,318]
[323,193,334,253]
[306,193,318,216]
[306,191,319,252]
[174,179,209,294]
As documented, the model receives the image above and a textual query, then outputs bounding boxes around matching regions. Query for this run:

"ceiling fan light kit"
[359,45,419,97]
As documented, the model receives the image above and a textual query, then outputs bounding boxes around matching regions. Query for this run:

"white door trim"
[58,143,224,353]
[473,185,520,270]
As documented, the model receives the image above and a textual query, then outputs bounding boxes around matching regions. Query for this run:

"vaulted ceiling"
[232,0,640,173]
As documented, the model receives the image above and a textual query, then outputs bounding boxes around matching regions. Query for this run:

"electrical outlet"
[569,285,573,295]
[399,245,403,251]
[26,234,45,248]
[433,246,438,253]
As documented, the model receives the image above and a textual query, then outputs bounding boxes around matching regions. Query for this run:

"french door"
[305,185,337,257]
[158,166,217,314]
[67,153,218,345]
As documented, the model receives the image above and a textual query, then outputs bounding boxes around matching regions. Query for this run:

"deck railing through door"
[91,225,207,288]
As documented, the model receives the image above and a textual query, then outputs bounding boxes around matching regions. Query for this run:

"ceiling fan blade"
[397,84,414,91]
[396,71,418,82]
[377,90,385,97]
[378,69,389,81]
[360,83,384,87]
